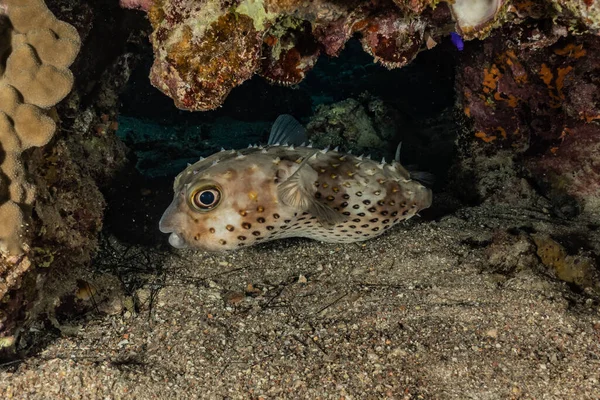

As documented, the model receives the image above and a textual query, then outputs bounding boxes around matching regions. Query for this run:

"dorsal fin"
[395,142,402,162]
[268,115,307,146]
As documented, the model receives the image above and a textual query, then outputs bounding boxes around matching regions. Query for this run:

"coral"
[120,0,154,11]
[449,0,506,39]
[458,22,600,212]
[0,0,81,257]
[483,230,599,293]
[451,0,600,40]
[138,0,600,111]
[558,0,600,32]
[527,122,600,212]
[259,16,320,85]
[144,0,444,111]
[532,234,599,290]
[148,9,262,111]
[353,8,426,69]
[0,0,141,353]
[306,93,404,159]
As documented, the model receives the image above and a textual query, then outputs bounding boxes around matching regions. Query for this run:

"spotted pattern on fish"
[159,116,432,251]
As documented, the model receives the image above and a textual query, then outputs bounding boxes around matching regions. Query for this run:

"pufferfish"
[159,115,432,251]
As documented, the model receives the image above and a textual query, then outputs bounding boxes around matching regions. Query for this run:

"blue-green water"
[117,38,458,179]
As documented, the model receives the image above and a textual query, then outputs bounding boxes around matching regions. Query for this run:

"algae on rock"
[307,94,404,159]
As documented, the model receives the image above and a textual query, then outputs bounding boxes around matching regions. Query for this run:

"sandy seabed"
[1,203,599,399]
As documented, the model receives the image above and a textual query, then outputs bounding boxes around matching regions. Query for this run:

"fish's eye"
[190,186,221,211]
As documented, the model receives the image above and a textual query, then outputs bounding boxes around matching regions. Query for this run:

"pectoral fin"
[277,157,346,228]
[306,199,347,228]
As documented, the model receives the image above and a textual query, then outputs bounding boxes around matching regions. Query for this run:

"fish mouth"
[159,214,188,249]
[159,201,189,249]
[167,232,188,249]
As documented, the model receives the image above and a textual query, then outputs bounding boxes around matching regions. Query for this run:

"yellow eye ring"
[189,185,222,211]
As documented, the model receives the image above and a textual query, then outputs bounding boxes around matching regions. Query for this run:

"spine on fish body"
[160,115,432,251]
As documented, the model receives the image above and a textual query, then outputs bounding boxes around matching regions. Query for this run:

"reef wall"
[456,25,600,214]
[0,0,81,349]
[0,0,80,256]
[0,0,146,354]
[123,0,600,111]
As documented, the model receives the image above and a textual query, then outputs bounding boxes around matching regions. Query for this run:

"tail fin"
[407,170,435,187]
[396,142,435,187]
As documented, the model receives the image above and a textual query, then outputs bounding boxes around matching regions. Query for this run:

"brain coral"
[0,0,81,256]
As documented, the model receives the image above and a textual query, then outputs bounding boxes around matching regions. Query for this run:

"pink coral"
[119,0,154,12]
[353,9,426,68]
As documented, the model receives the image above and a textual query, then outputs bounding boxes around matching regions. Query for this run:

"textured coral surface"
[0,0,80,257]
[458,25,600,212]
[1,0,141,353]
[120,0,153,11]
[306,94,404,159]
[137,0,600,111]
[145,0,449,110]
[0,0,81,324]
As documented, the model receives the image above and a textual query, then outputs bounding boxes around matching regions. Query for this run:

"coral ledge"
[122,0,600,111]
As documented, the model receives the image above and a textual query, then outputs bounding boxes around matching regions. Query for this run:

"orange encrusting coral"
[581,113,600,122]
[475,131,497,143]
[539,63,574,108]
[463,90,472,117]
[482,64,501,93]
[555,66,573,98]
[493,91,518,107]
[539,63,553,86]
[475,59,520,142]
[466,35,593,146]
[553,43,586,58]
[478,50,525,122]
[500,50,528,85]
[496,126,507,139]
